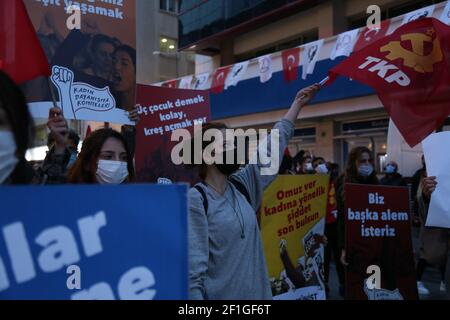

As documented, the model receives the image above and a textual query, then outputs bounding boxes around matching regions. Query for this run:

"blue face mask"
[385,165,396,174]
[358,163,373,177]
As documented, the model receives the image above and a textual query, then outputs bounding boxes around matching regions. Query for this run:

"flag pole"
[319,76,330,86]
[299,76,330,101]
[47,77,60,111]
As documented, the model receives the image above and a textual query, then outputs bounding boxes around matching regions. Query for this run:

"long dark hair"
[345,146,378,184]
[0,71,34,184]
[68,128,135,183]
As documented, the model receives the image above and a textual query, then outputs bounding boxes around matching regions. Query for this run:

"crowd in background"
[1,69,449,299]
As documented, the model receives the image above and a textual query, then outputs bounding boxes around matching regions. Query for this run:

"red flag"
[85,125,92,139]
[162,79,179,88]
[0,0,51,84]
[211,66,231,94]
[354,19,391,52]
[329,18,450,147]
[281,47,300,82]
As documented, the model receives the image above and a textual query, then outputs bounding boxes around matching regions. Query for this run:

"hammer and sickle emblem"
[380,30,443,73]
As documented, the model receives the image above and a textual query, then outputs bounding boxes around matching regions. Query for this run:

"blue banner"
[0,184,188,300]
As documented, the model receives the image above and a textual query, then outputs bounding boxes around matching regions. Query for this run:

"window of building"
[160,0,178,13]
[347,0,439,30]
[160,36,178,53]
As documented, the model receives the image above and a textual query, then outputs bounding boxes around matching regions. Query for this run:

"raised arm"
[231,84,321,210]
[283,84,321,124]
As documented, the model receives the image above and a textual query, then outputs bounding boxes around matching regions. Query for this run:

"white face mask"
[0,131,19,184]
[316,163,329,174]
[96,160,129,185]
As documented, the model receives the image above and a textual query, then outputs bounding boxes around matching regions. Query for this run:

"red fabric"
[281,47,300,82]
[162,79,179,88]
[210,66,231,94]
[85,125,92,139]
[354,19,391,52]
[0,0,51,83]
[329,18,450,147]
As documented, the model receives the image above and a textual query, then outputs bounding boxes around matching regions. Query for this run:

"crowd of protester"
[1,68,449,300]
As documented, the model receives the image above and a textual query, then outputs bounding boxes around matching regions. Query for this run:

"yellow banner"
[261,174,329,300]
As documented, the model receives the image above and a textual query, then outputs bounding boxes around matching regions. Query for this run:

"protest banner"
[260,175,329,300]
[422,131,450,228]
[22,0,136,124]
[0,184,188,300]
[345,184,418,300]
[135,85,211,185]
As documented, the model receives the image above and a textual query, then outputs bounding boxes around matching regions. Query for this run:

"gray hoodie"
[188,119,294,300]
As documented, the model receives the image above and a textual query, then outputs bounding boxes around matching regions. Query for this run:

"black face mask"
[215,148,241,176]
[215,163,241,176]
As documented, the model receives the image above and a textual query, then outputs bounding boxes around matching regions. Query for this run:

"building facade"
[174,0,447,176]
[29,0,195,160]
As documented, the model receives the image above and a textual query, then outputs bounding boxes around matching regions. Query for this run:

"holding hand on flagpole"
[284,83,321,124]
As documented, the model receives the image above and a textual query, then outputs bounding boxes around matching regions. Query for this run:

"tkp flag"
[0,0,51,83]
[330,29,359,60]
[354,19,391,52]
[211,66,231,94]
[225,61,249,89]
[329,18,450,147]
[301,39,324,80]
[281,47,300,82]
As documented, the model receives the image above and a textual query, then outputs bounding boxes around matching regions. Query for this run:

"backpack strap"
[194,180,252,216]
[229,178,252,206]
[194,184,208,215]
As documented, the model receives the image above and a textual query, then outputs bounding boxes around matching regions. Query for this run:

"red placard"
[135,85,211,184]
[344,183,418,300]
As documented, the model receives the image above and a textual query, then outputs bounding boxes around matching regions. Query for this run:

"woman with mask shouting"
[188,83,321,300]
[335,147,378,273]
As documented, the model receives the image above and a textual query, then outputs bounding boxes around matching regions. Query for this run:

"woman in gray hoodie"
[188,84,321,300]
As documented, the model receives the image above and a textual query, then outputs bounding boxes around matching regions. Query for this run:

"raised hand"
[421,176,437,199]
[47,107,69,155]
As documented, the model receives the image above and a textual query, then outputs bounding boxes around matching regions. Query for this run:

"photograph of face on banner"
[22,0,136,124]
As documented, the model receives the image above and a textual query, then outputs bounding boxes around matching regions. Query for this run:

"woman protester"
[416,175,449,295]
[68,128,135,184]
[188,83,321,300]
[380,161,406,187]
[335,147,378,287]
